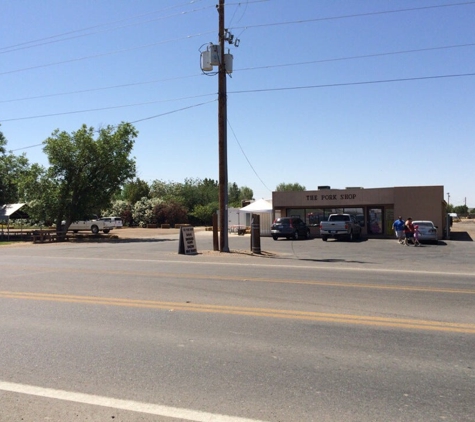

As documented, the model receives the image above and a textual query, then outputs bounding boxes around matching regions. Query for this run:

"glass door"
[367,208,383,234]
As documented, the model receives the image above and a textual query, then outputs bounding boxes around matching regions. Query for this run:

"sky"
[1,0,474,208]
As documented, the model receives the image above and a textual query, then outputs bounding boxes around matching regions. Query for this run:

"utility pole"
[447,192,450,206]
[200,0,237,252]
[217,0,229,252]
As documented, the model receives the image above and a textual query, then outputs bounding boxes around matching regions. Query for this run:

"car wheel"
[272,236,278,240]
[305,230,309,239]
[348,231,353,242]
[103,229,110,234]
[91,225,99,234]
[293,231,299,240]
[322,237,328,241]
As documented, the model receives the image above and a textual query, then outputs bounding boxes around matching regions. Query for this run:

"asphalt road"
[0,230,474,421]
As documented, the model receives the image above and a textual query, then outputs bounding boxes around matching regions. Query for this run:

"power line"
[236,43,475,72]
[229,72,475,94]
[0,31,215,76]
[9,99,217,152]
[1,94,217,123]
[3,2,473,76]
[2,42,473,104]
[230,1,475,30]
[130,99,216,124]
[0,1,211,54]
[0,74,201,104]
[3,71,474,124]
[2,2,472,81]
[227,119,272,193]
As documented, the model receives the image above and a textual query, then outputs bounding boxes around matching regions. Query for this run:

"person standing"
[392,216,405,244]
[413,224,421,246]
[404,217,415,245]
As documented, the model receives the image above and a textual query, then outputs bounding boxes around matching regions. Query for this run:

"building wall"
[272,185,445,239]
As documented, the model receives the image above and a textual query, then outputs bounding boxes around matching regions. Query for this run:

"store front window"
[368,208,383,234]
[306,209,324,226]
[343,208,365,227]
[303,208,365,227]
[287,209,305,220]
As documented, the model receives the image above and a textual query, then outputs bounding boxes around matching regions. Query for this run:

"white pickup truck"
[319,214,362,241]
[63,217,115,234]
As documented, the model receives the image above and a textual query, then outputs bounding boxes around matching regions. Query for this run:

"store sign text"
[306,194,357,201]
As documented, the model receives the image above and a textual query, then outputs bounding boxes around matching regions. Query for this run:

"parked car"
[100,216,123,228]
[319,214,362,241]
[271,217,310,240]
[413,220,438,244]
[62,216,114,234]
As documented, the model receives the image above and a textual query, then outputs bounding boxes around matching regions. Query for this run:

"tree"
[132,197,162,227]
[240,186,254,202]
[275,182,306,192]
[40,123,137,230]
[152,201,188,227]
[189,202,219,226]
[454,205,468,215]
[149,179,181,199]
[228,183,254,207]
[102,199,133,227]
[228,182,241,207]
[121,178,150,204]
[0,130,31,205]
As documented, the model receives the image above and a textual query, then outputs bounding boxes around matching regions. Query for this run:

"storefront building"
[272,185,446,239]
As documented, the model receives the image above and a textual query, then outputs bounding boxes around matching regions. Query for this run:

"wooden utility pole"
[218,0,229,252]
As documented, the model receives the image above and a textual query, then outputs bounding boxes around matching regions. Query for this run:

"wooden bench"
[32,231,69,243]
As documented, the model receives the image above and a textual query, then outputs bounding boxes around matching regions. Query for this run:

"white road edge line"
[0,381,268,422]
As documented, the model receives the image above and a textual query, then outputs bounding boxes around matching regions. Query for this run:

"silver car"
[412,220,438,244]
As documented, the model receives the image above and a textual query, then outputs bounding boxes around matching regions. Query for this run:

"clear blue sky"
[1,0,474,208]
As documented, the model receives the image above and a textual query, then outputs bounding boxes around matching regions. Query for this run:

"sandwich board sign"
[178,226,198,255]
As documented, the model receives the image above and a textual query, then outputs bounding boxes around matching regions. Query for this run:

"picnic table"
[229,225,247,235]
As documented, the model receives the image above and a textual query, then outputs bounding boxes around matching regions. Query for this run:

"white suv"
[100,217,123,228]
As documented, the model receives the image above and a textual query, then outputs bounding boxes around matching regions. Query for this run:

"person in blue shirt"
[392,216,405,244]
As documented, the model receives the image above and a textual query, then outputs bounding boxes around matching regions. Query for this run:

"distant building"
[272,185,446,239]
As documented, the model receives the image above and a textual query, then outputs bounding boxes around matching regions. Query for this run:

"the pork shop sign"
[306,194,357,201]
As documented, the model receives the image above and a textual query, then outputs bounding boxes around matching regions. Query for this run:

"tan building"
[272,185,446,239]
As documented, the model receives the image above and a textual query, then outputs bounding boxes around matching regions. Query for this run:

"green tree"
[228,182,241,207]
[189,202,219,226]
[149,179,182,199]
[177,178,219,210]
[0,130,31,205]
[239,186,254,202]
[228,183,254,207]
[275,182,306,192]
[121,178,150,204]
[132,197,162,227]
[152,200,188,227]
[454,205,468,215]
[40,123,137,231]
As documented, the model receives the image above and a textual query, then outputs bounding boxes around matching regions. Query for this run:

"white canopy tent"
[239,199,272,213]
[239,199,273,236]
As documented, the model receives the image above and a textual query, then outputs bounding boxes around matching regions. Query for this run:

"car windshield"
[329,215,349,221]
[415,222,433,228]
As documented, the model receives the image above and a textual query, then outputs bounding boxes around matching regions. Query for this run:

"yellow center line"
[2,291,475,334]
[2,265,475,295]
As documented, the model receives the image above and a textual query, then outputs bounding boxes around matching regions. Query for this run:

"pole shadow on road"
[449,231,473,241]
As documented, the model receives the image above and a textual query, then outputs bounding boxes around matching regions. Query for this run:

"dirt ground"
[112,226,209,239]
[449,219,475,240]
